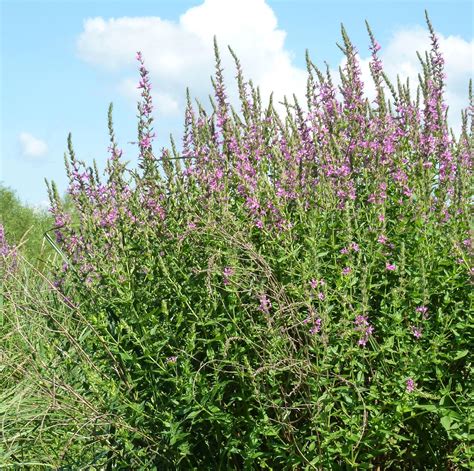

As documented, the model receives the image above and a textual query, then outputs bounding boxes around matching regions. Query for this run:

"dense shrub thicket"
[1,14,472,469]
[0,185,53,264]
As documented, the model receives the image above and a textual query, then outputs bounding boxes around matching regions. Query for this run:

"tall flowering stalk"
[136,51,157,179]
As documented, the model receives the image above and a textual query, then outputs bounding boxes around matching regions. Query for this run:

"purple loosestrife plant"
[41,14,472,470]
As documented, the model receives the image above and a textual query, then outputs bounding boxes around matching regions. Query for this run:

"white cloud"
[18,132,48,158]
[76,1,472,135]
[76,0,306,115]
[118,78,180,116]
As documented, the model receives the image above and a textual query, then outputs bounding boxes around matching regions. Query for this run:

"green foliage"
[0,184,53,266]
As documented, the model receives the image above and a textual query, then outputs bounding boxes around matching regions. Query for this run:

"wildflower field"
[1,13,472,469]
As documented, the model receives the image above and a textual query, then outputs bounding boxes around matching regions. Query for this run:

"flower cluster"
[354,315,374,347]
[223,266,234,285]
[258,294,271,314]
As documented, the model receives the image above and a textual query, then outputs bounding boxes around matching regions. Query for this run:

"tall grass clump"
[3,13,472,469]
[0,237,114,467]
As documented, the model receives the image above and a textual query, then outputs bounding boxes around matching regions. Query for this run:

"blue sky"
[1,0,472,207]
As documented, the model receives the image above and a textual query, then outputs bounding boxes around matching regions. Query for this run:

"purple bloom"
[258,294,271,314]
[140,136,152,149]
[223,266,234,285]
[411,326,423,339]
[342,267,352,275]
[100,208,119,228]
[354,315,374,346]
[0,224,17,269]
[309,318,322,335]
[406,378,415,393]
[166,356,178,363]
[386,263,396,271]
[310,278,324,289]
[378,234,388,244]
[52,279,62,289]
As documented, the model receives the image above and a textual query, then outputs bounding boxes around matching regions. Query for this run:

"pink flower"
[378,234,388,244]
[340,247,349,254]
[416,306,429,320]
[318,292,325,301]
[166,356,178,363]
[258,294,271,314]
[354,315,374,346]
[342,267,352,275]
[411,326,422,339]
[406,378,415,393]
[223,266,234,285]
[386,263,396,271]
[310,278,324,289]
[140,136,152,149]
[309,318,322,335]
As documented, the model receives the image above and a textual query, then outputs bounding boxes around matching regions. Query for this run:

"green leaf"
[440,415,453,432]
[452,350,468,360]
